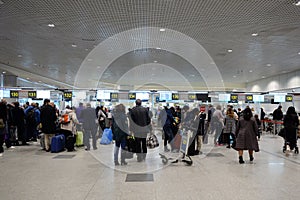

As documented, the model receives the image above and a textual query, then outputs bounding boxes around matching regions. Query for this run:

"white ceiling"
[0,0,299,91]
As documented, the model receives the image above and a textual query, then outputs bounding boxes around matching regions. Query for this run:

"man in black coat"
[273,105,283,134]
[129,99,151,162]
[40,99,57,151]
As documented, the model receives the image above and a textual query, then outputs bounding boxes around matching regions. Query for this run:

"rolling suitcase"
[65,135,75,151]
[51,134,65,153]
[76,131,84,147]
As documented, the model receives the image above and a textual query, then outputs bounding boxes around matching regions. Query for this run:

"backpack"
[26,109,36,125]
[61,113,71,124]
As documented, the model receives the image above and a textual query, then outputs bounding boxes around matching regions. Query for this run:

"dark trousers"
[17,124,26,144]
[0,133,4,153]
[26,123,37,140]
[83,128,97,150]
[163,125,174,147]
[135,137,147,159]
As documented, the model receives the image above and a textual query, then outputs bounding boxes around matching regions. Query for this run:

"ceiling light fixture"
[160,28,166,32]
[17,54,22,57]
[294,0,300,6]
[71,44,77,47]
[227,49,233,53]
[47,23,55,28]
[249,70,253,73]
[298,52,300,55]
[233,75,237,78]
[266,63,271,67]
[251,33,258,37]
[154,60,158,63]
[156,47,161,50]
[261,76,265,78]
[2,71,6,74]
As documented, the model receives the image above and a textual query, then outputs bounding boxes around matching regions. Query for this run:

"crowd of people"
[0,98,299,165]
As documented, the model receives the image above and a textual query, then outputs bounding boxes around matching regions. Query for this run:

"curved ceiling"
[0,0,299,91]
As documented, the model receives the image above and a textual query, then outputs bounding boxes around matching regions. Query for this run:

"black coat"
[40,105,57,134]
[129,105,151,138]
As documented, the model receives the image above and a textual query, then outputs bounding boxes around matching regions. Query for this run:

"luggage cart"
[159,129,193,166]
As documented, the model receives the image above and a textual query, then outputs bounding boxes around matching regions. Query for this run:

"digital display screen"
[37,90,50,99]
[219,94,230,102]
[96,90,111,100]
[160,92,172,101]
[253,95,264,102]
[274,95,285,103]
[136,92,149,100]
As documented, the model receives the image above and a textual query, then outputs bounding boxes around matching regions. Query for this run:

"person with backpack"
[24,102,40,142]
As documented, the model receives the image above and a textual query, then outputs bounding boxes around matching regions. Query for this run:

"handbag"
[146,132,159,149]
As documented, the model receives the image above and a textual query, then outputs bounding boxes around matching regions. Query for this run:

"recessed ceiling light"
[261,76,265,78]
[249,70,253,73]
[2,71,6,74]
[85,48,89,51]
[266,63,271,67]
[294,0,300,6]
[97,66,101,69]
[26,77,30,80]
[298,52,300,55]
[251,33,258,37]
[47,23,55,28]
[227,49,233,53]
[154,60,158,63]
[156,47,161,50]
[71,44,77,47]
[18,54,22,57]
[33,63,37,66]
[160,28,166,32]
[233,75,237,78]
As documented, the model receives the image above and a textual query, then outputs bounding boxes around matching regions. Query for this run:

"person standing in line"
[212,105,224,145]
[234,107,259,164]
[75,102,85,124]
[272,105,283,134]
[24,102,40,142]
[129,99,151,162]
[112,104,129,166]
[0,99,8,156]
[40,99,57,152]
[283,106,299,152]
[223,107,236,149]
[80,103,98,151]
[11,102,28,145]
[260,108,266,131]
[196,110,206,154]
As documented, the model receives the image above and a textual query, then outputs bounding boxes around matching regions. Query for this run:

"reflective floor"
[0,132,299,200]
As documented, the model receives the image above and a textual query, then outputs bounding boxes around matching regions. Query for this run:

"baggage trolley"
[159,129,193,166]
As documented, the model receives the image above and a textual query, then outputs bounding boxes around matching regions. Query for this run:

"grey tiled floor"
[0,133,300,200]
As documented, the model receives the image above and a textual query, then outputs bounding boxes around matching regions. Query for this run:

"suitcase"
[76,131,84,147]
[65,135,75,151]
[51,134,65,153]
[173,133,182,150]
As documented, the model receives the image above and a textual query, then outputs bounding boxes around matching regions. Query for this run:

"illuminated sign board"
[128,93,136,100]
[188,94,196,100]
[285,95,293,102]
[63,91,72,101]
[28,91,37,98]
[10,90,19,98]
[110,93,119,100]
[230,94,238,103]
[172,93,179,100]
[245,94,253,103]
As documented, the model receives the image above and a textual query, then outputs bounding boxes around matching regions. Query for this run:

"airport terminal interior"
[0,0,300,200]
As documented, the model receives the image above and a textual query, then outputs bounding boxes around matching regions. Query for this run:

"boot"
[249,155,254,162]
[239,156,245,164]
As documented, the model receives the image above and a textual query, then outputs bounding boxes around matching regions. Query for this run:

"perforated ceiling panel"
[0,0,299,90]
